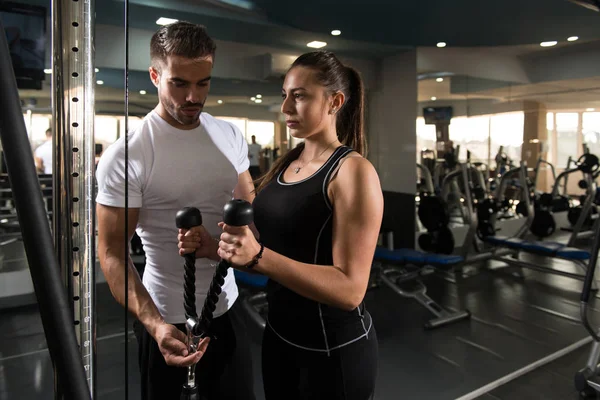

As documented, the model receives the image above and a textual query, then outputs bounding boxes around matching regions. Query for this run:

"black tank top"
[253,145,373,353]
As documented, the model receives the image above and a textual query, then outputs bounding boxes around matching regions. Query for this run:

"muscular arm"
[96,204,164,336]
[253,157,383,310]
[233,170,255,203]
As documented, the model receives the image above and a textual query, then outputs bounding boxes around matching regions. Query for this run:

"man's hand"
[178,225,219,262]
[153,323,210,367]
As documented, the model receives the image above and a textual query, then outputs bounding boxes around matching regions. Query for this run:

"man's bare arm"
[96,204,164,336]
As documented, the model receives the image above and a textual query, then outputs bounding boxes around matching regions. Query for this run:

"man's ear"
[149,67,160,88]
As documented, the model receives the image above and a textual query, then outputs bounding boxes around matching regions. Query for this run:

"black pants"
[134,300,256,400]
[261,322,379,400]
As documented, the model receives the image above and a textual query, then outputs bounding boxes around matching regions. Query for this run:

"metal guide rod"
[52,0,96,397]
[0,11,91,400]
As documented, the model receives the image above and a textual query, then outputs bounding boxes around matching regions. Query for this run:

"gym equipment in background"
[529,153,599,240]
[374,232,471,330]
[416,163,455,255]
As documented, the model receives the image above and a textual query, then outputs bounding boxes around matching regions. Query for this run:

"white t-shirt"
[96,111,250,324]
[248,143,261,167]
[34,140,52,174]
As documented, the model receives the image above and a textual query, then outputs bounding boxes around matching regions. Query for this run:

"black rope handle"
[197,261,229,334]
[176,199,254,337]
[176,207,203,329]
[183,252,198,321]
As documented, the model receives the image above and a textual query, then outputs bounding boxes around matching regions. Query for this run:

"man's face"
[149,55,213,128]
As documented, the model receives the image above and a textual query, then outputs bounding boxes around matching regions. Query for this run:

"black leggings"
[261,322,379,400]
[134,300,256,400]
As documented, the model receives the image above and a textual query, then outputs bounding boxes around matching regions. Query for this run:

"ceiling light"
[139,90,147,95]
[540,41,558,47]
[568,36,579,42]
[251,97,256,101]
[331,30,341,36]
[95,68,99,73]
[217,100,223,104]
[256,94,262,98]
[436,42,446,48]
[586,108,595,111]
[156,17,178,26]
[436,77,444,83]
[307,41,327,49]
[431,96,437,101]
[44,69,52,74]
[255,99,263,103]
[96,80,104,85]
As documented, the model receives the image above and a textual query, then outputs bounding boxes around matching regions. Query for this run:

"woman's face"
[281,66,333,139]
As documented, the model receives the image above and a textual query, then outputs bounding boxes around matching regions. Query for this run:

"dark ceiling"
[100,0,405,59]
[250,0,600,47]
[125,0,600,50]
[10,0,600,101]
[20,0,600,57]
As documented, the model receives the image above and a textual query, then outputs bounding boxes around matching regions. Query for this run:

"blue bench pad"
[234,270,268,288]
[485,236,590,260]
[374,247,464,265]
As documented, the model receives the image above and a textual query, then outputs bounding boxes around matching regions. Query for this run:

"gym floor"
[1,250,599,400]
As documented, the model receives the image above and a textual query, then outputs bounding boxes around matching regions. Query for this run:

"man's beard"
[161,94,204,126]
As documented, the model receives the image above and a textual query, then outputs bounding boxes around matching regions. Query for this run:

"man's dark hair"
[150,21,216,71]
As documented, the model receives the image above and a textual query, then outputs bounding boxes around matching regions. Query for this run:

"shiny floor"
[1,251,600,399]
[475,343,596,400]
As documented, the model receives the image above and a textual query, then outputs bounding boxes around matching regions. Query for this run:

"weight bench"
[233,270,268,340]
[373,247,471,329]
[485,236,590,260]
[483,235,594,286]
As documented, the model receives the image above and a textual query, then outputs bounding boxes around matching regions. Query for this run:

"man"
[247,134,262,179]
[95,22,256,400]
[34,128,52,174]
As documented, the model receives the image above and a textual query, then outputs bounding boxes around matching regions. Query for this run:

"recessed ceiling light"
[586,108,595,111]
[331,30,341,36]
[436,42,446,48]
[568,36,579,42]
[44,69,52,74]
[431,96,437,101]
[96,80,104,85]
[251,97,256,101]
[307,41,327,49]
[255,99,263,103]
[95,68,99,73]
[436,77,444,83]
[540,41,558,47]
[139,90,147,95]
[256,94,262,98]
[217,100,223,104]
[156,17,178,26]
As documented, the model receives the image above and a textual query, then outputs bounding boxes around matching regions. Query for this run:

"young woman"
[179,50,384,399]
